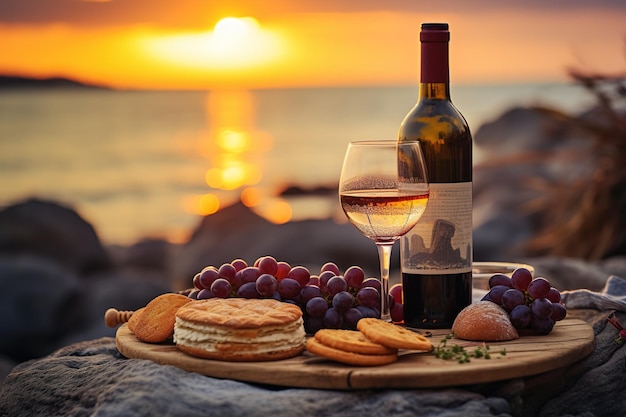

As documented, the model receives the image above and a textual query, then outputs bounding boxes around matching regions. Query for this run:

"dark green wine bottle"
[398,23,473,329]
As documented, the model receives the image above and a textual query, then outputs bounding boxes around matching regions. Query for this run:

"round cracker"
[357,318,432,351]
[314,329,397,355]
[133,293,192,343]
[305,338,398,366]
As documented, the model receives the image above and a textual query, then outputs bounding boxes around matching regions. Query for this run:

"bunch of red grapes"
[186,256,405,334]
[482,267,567,335]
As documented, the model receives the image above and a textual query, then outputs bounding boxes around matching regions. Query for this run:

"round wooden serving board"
[116,319,594,390]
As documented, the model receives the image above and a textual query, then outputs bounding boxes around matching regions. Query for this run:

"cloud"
[1,0,625,28]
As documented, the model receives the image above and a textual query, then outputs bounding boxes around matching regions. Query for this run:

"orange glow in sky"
[0,3,625,90]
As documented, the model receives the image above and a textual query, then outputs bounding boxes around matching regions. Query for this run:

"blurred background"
[1,0,624,246]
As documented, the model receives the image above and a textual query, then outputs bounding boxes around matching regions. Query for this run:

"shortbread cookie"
[314,329,397,355]
[357,318,432,351]
[305,337,398,366]
[133,293,192,343]
[174,298,306,362]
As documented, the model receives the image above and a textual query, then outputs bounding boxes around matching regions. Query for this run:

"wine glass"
[339,140,429,322]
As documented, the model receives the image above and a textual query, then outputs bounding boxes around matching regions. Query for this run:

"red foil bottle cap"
[420,23,449,83]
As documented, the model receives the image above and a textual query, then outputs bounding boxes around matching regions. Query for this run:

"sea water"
[0,83,593,245]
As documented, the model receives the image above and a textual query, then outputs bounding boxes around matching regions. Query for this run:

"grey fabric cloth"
[561,275,626,312]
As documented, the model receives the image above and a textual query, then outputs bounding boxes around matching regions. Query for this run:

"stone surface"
[472,106,594,262]
[1,310,624,417]
[0,198,112,275]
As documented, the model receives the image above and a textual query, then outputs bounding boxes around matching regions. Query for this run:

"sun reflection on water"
[188,89,292,223]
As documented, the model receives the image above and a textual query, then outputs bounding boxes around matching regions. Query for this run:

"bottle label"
[401,182,472,274]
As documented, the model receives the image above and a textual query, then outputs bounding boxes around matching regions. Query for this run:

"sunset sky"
[0,0,625,89]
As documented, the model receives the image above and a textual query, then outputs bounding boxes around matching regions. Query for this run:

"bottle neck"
[419,24,450,100]
[419,83,450,100]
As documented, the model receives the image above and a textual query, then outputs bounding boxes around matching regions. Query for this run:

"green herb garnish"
[433,334,507,363]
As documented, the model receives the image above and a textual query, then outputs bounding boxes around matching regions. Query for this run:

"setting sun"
[140,16,284,73]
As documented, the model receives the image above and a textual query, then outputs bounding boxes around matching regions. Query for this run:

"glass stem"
[376,242,393,322]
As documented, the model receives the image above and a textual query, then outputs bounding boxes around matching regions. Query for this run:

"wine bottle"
[398,23,473,329]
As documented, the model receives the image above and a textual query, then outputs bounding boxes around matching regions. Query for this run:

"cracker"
[357,318,432,351]
[133,293,192,343]
[127,307,145,333]
[314,329,397,355]
[305,337,398,366]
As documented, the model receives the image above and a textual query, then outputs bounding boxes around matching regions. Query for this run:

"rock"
[0,338,511,417]
[0,198,112,275]
[0,254,170,363]
[0,255,84,362]
[472,106,594,261]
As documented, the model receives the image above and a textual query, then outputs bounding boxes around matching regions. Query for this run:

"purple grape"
[277,278,301,300]
[237,281,261,298]
[196,288,214,300]
[308,276,320,287]
[230,272,244,290]
[318,271,336,294]
[218,263,237,281]
[255,273,278,297]
[276,261,291,279]
[210,278,231,298]
[192,273,203,290]
[488,273,512,289]
[361,278,381,292]
[551,302,567,321]
[287,266,311,287]
[198,267,220,289]
[230,258,248,272]
[390,302,404,323]
[327,276,348,296]
[344,266,365,289]
[546,287,562,303]
[487,285,511,305]
[343,307,363,329]
[257,256,278,276]
[300,284,322,304]
[238,266,262,284]
[320,262,341,275]
[306,296,329,317]
[511,268,533,291]
[530,297,553,319]
[323,307,343,329]
[355,305,378,318]
[501,288,526,311]
[530,315,555,335]
[510,304,532,329]
[527,277,551,299]
[304,315,324,334]
[332,291,354,313]
[356,286,380,309]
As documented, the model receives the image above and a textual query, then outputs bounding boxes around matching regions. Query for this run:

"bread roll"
[452,301,519,341]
